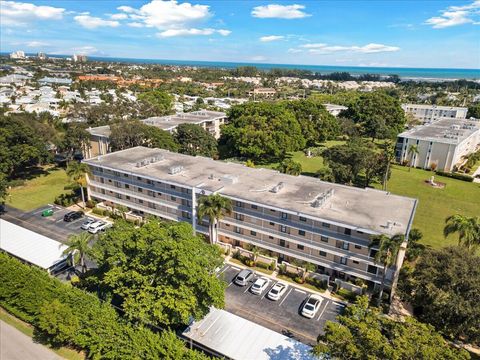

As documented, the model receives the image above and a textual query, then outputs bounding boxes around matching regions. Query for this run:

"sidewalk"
[223,256,347,305]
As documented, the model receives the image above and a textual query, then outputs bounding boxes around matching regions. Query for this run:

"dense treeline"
[0,252,209,359]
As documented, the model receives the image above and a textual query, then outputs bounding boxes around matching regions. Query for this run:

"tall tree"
[444,214,480,249]
[0,173,8,204]
[407,144,419,171]
[66,161,91,207]
[137,89,173,116]
[277,158,302,176]
[174,123,217,157]
[369,234,404,304]
[90,219,225,327]
[63,232,92,274]
[62,123,90,159]
[197,194,232,245]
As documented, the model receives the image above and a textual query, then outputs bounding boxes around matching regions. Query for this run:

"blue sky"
[1,0,479,68]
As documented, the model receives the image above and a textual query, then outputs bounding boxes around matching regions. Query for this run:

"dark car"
[64,211,83,222]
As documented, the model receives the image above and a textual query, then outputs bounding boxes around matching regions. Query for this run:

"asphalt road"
[0,321,62,360]
[218,264,345,346]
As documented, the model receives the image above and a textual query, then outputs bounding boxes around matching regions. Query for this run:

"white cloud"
[71,45,99,55]
[425,1,480,28]
[250,55,267,61]
[251,4,310,19]
[157,27,229,38]
[74,15,120,29]
[0,0,65,26]
[127,22,144,28]
[260,35,284,42]
[298,42,400,54]
[287,48,302,53]
[110,13,128,20]
[25,41,49,47]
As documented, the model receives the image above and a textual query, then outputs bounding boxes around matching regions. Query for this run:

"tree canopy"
[174,123,217,157]
[90,219,225,327]
[314,296,470,360]
[138,89,174,116]
[399,246,480,345]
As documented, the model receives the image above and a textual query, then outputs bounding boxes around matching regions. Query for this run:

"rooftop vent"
[270,182,285,193]
[168,165,184,175]
[221,174,238,185]
[135,155,164,168]
[311,188,335,208]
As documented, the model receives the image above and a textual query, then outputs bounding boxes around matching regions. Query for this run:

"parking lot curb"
[224,258,347,306]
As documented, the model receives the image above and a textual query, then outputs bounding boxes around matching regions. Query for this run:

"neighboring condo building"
[72,54,88,62]
[84,110,227,158]
[402,104,468,123]
[9,50,26,59]
[323,103,348,117]
[396,118,480,171]
[84,147,417,291]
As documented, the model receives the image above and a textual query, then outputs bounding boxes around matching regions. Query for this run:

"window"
[182,211,191,219]
[370,249,378,258]
[235,213,244,221]
[157,192,162,197]
[138,187,143,193]
[354,245,362,250]
[356,230,364,234]
[114,171,120,176]
[281,212,288,219]
[279,239,286,247]
[299,216,307,222]
[344,228,352,236]
[298,230,306,236]
[321,222,330,228]
[126,196,130,200]
[340,257,347,265]
[367,265,378,275]
[138,199,144,204]
[280,225,287,233]
[170,196,176,201]
[124,173,128,177]
[235,201,242,207]
[146,180,153,185]
[125,184,130,189]
[269,236,274,240]
[137,176,142,181]
[319,250,327,257]
[269,221,275,226]
[250,230,257,236]
[342,242,349,251]
[234,226,242,234]
[251,204,258,210]
[321,236,328,242]
[170,185,176,190]
[270,209,276,212]
[116,193,121,199]
[352,260,359,265]
[297,244,304,250]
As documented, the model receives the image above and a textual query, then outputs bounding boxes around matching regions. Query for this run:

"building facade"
[396,118,480,171]
[84,147,417,290]
[402,104,468,123]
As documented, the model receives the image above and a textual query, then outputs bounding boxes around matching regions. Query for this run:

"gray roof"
[398,117,480,144]
[87,125,111,138]
[84,147,417,236]
[182,308,316,360]
[401,103,467,111]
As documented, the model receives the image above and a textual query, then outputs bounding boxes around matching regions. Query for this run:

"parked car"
[250,277,270,295]
[89,222,112,234]
[64,211,83,222]
[81,218,96,230]
[41,208,54,217]
[234,269,254,286]
[98,223,112,232]
[267,282,288,301]
[301,295,323,319]
[88,221,105,234]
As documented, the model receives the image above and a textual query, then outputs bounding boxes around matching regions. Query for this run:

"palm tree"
[197,194,232,245]
[62,232,92,274]
[407,144,419,172]
[369,234,404,305]
[66,161,91,208]
[444,214,480,250]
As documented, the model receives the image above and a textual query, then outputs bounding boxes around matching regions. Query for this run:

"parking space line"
[294,288,306,294]
[218,265,230,275]
[231,266,240,271]
[279,288,293,306]
[243,285,251,293]
[227,281,234,288]
[261,281,275,300]
[316,300,329,321]
[55,218,64,223]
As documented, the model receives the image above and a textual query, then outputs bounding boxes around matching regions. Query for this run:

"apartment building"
[402,104,468,123]
[248,88,277,98]
[84,147,417,291]
[84,110,227,158]
[323,103,348,117]
[396,118,480,171]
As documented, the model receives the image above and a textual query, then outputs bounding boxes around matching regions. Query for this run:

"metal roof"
[0,219,68,270]
[182,308,317,360]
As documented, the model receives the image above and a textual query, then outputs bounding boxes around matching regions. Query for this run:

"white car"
[301,295,323,318]
[88,221,105,234]
[267,282,288,301]
[81,218,96,230]
[250,277,269,295]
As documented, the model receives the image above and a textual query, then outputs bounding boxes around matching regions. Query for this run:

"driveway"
[218,264,345,346]
[0,321,62,360]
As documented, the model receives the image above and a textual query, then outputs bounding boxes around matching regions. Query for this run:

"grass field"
[374,165,480,249]
[7,167,70,211]
[0,307,84,360]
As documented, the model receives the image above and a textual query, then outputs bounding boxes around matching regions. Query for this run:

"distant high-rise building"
[37,52,47,60]
[9,50,26,59]
[72,54,88,62]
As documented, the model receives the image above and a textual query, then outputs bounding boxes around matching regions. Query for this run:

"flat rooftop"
[398,117,480,144]
[402,103,467,111]
[84,147,417,236]
[182,308,316,360]
[87,125,111,138]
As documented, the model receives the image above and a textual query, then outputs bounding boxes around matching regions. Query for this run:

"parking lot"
[218,264,345,346]
[2,204,87,243]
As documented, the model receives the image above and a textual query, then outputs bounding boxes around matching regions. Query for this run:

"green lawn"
[374,165,480,249]
[8,167,70,211]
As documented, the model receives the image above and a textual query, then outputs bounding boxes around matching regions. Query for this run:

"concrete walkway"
[0,321,63,360]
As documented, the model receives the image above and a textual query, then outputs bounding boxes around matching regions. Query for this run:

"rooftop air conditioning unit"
[221,174,238,185]
[270,182,285,193]
[169,165,184,175]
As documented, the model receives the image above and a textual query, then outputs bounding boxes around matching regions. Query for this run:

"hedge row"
[0,253,208,360]
[435,171,474,182]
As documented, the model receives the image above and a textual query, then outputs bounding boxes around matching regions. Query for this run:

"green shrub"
[0,253,210,360]
[435,171,473,182]
[85,199,97,209]
[294,276,305,284]
[306,277,328,290]
[54,192,77,207]
[7,179,25,187]
[91,207,106,216]
[337,288,358,302]
[255,261,269,270]
[269,261,276,271]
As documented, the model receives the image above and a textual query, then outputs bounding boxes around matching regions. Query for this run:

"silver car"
[234,269,254,286]
[81,218,96,230]
[301,295,323,318]
[267,282,288,301]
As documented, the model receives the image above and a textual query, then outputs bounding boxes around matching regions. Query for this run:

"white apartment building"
[402,104,468,123]
[396,118,480,171]
[84,147,417,291]
[84,110,227,158]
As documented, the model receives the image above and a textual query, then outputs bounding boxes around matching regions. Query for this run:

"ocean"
[3,52,479,80]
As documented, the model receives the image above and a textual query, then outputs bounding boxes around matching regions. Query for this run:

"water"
[3,52,479,80]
